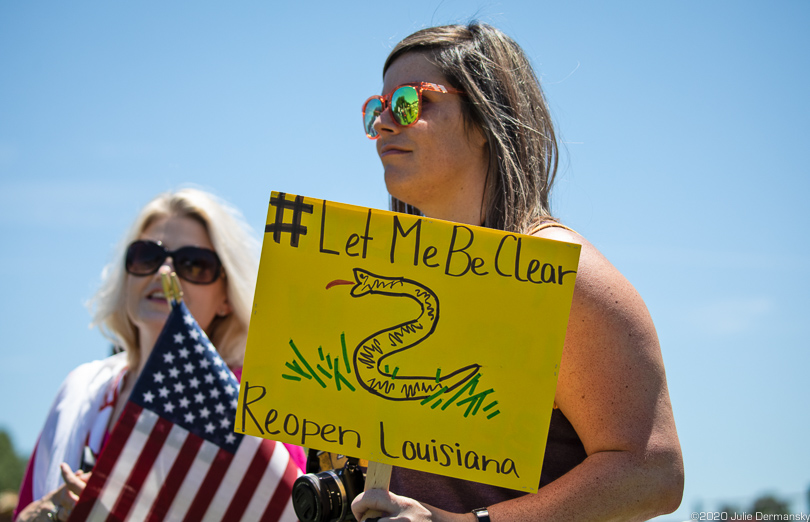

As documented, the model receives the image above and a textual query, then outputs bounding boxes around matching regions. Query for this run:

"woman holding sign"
[352,23,683,521]
[15,188,304,521]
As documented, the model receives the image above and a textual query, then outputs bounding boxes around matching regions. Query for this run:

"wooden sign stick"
[360,461,392,521]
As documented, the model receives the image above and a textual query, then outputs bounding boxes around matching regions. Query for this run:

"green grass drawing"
[282,332,500,419]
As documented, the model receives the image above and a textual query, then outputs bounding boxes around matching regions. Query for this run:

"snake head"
[350,268,373,297]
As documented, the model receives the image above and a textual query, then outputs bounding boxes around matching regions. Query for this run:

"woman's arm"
[353,228,683,521]
[483,227,684,520]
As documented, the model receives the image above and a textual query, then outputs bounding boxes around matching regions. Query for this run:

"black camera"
[292,456,366,522]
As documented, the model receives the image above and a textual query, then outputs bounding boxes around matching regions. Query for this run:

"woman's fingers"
[55,462,90,520]
[60,462,89,495]
[352,489,394,521]
[352,490,440,522]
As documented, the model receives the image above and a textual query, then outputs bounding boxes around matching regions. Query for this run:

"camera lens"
[292,470,349,522]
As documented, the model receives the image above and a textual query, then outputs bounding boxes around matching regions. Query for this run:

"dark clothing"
[389,408,586,511]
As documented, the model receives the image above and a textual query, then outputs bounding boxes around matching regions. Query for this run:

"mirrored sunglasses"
[362,82,465,139]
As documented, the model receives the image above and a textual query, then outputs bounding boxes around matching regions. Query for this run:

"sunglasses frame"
[125,240,223,285]
[362,82,465,139]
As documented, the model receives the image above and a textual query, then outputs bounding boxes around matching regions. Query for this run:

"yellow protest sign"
[236,192,581,492]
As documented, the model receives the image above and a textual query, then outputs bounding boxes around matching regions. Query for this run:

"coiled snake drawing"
[327,268,480,401]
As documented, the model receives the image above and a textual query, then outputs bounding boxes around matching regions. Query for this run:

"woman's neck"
[419,190,485,226]
[133,332,156,378]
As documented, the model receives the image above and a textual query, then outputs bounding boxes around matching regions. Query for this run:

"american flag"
[70,301,299,522]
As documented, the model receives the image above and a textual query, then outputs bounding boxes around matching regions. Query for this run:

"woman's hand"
[52,463,89,520]
[16,463,90,522]
[351,489,472,522]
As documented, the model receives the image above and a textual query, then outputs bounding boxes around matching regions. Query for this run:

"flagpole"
[159,268,184,308]
[170,271,183,303]
[361,461,392,521]
[160,267,174,308]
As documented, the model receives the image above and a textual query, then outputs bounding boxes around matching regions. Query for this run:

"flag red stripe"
[182,448,233,522]
[106,415,174,522]
[70,403,144,522]
[221,440,276,521]
[143,431,203,522]
[260,456,298,522]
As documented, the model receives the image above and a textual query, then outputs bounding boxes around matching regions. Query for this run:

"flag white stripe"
[200,435,262,522]
[238,444,290,522]
[163,439,219,521]
[128,423,188,521]
[279,499,298,522]
[87,409,159,521]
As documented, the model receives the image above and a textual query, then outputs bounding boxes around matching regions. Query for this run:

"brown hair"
[385,22,558,233]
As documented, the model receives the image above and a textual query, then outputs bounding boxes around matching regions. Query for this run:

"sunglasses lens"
[391,86,419,126]
[173,247,222,284]
[363,98,383,138]
[125,240,166,276]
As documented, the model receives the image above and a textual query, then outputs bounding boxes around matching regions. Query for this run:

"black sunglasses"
[125,240,223,285]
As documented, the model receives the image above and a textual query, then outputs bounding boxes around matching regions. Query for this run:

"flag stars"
[128,306,258,454]
[119,302,281,469]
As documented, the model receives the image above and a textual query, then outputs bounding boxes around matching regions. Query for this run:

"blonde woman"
[15,188,304,521]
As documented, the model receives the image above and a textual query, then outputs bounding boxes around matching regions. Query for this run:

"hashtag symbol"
[265,193,314,247]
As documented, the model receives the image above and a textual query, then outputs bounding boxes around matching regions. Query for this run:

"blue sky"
[1,1,808,518]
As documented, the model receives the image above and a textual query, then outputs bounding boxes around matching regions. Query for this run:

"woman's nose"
[160,257,175,273]
[373,105,399,136]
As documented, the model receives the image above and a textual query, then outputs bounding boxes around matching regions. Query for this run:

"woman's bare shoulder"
[531,225,675,451]
[529,225,632,303]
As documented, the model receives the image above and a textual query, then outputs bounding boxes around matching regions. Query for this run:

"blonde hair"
[88,188,260,370]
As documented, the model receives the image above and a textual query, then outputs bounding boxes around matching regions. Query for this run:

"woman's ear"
[217,298,232,317]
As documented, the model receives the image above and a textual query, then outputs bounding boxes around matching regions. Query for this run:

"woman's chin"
[384,172,424,209]
[132,310,171,339]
